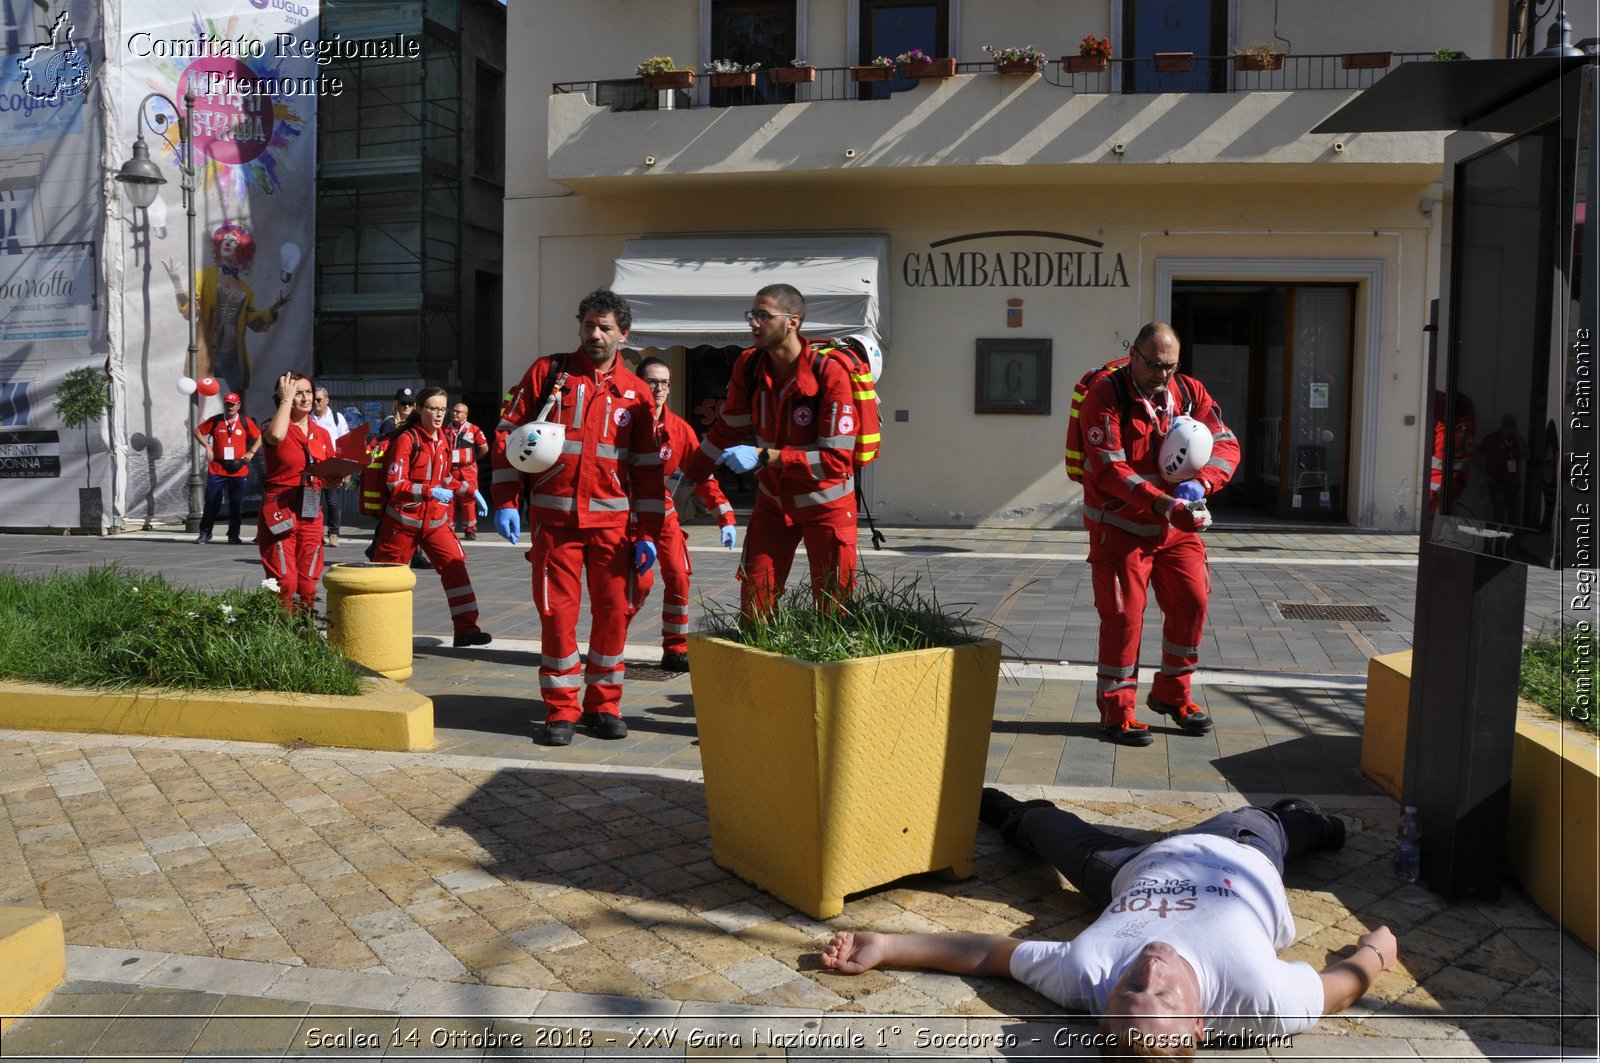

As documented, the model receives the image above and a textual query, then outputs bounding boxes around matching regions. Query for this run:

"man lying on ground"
[821,792,1396,1057]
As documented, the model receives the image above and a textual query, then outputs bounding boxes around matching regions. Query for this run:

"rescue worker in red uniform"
[1428,389,1477,518]
[681,284,860,619]
[631,357,738,671]
[448,401,489,540]
[257,372,334,613]
[1078,322,1240,746]
[372,387,492,649]
[490,289,665,747]
[193,391,261,545]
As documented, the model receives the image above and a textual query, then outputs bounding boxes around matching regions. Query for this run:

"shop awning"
[610,234,890,350]
[1311,56,1588,134]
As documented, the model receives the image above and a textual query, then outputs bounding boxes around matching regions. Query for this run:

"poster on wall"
[0,0,108,530]
[116,0,319,525]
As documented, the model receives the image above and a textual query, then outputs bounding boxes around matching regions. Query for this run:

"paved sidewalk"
[0,526,1596,1059]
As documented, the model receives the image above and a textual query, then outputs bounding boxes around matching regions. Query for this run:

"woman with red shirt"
[257,371,334,612]
[372,387,492,648]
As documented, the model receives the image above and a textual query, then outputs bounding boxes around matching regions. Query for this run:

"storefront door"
[1173,283,1355,521]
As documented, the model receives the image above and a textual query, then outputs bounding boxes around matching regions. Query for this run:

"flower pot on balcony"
[642,69,695,91]
[1062,55,1109,73]
[994,59,1043,75]
[1233,52,1284,71]
[1154,51,1193,72]
[850,65,896,82]
[688,634,1002,919]
[1340,50,1393,69]
[769,65,816,84]
[708,71,757,89]
[902,57,957,79]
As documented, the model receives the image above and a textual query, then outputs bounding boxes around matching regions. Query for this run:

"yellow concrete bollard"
[323,562,418,681]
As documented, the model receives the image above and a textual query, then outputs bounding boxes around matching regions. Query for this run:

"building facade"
[509,0,1593,531]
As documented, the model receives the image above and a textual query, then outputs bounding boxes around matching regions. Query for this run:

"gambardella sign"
[902,230,1129,288]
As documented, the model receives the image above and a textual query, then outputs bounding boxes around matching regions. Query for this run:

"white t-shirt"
[1009,834,1323,1038]
[312,407,348,442]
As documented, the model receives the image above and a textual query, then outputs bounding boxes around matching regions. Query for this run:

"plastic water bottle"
[1393,805,1421,884]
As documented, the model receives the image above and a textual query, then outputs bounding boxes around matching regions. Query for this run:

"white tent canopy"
[609,234,890,352]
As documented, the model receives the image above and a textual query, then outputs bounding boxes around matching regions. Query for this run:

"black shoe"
[464,530,477,541]
[1271,798,1346,851]
[1100,722,1155,746]
[227,536,244,545]
[1146,696,1214,734]
[978,787,1055,831]
[410,556,433,570]
[579,712,628,740]
[364,543,377,561]
[660,651,690,672]
[541,720,575,746]
[194,531,212,544]
[453,630,492,648]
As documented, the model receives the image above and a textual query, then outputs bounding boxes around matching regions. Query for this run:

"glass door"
[858,0,948,100]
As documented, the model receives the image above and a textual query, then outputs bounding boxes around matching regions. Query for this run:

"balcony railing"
[554,53,1435,113]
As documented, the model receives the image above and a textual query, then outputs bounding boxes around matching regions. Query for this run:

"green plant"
[869,55,896,68]
[53,365,110,489]
[703,58,758,73]
[0,566,366,696]
[1235,41,1280,60]
[1079,34,1113,59]
[984,43,1045,67]
[636,56,680,76]
[895,48,932,65]
[1521,625,1600,734]
[699,572,984,663]
[1432,47,1465,61]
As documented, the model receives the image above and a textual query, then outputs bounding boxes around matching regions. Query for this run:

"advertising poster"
[115,0,319,526]
[0,0,105,530]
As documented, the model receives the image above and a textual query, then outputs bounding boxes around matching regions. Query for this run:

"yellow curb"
[0,676,433,752]
[0,907,65,1030]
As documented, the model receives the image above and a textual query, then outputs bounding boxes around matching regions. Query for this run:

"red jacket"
[385,425,464,532]
[1078,370,1238,538]
[657,409,734,527]
[199,413,260,477]
[449,420,488,488]
[490,350,665,541]
[681,335,857,520]
[262,420,334,490]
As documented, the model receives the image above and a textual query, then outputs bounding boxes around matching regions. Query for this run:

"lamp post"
[116,89,203,533]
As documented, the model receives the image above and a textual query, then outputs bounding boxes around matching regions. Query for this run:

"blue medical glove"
[721,525,737,549]
[633,539,657,576]
[719,445,762,474]
[430,486,454,505]
[474,490,488,517]
[494,507,520,544]
[1174,480,1206,502]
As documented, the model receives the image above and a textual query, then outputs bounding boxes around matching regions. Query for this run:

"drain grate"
[1277,602,1389,622]
[626,664,680,683]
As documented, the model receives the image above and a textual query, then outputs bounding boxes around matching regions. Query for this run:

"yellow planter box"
[0,907,64,1030]
[687,634,1001,919]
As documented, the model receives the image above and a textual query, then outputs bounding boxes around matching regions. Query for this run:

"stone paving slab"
[2,732,1596,1061]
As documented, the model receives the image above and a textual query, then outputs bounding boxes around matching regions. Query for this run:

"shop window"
[975,338,1052,415]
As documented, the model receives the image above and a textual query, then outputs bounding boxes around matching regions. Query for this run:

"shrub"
[1522,626,1600,734]
[636,56,680,76]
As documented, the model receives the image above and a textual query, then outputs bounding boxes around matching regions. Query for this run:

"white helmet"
[842,333,884,384]
[505,420,566,474]
[1159,416,1214,483]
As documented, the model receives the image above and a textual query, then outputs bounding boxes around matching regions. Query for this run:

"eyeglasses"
[421,404,449,413]
[1134,351,1181,376]
[744,309,789,325]
[644,378,671,389]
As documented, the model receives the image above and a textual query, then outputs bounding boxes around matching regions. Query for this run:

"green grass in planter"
[698,573,983,663]
[0,566,364,696]
[1520,625,1599,735]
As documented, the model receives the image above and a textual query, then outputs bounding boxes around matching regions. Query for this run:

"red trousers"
[1088,524,1209,728]
[631,513,692,653]
[739,496,857,619]
[452,476,479,533]
[258,516,325,612]
[372,516,482,637]
[530,523,633,723]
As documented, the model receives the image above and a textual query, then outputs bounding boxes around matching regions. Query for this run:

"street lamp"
[116,89,203,533]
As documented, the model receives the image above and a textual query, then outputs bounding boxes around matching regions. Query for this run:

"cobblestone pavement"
[0,526,1596,1060]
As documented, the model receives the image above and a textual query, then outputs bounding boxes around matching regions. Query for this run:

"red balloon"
[197,377,221,397]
